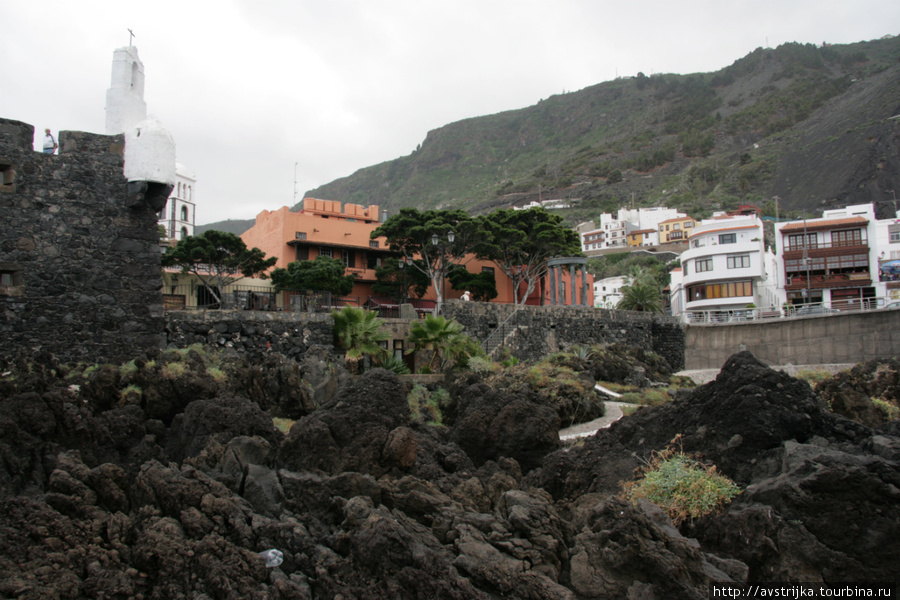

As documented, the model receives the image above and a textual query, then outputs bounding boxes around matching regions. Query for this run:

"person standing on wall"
[43,128,57,154]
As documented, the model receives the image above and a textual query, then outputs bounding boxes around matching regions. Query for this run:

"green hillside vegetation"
[298,37,900,225]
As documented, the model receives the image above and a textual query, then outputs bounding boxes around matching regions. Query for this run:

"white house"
[674,215,771,320]
[593,275,629,308]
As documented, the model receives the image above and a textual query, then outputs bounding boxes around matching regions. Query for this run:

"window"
[682,263,688,275]
[890,224,900,243]
[319,247,333,258]
[687,280,752,301]
[342,249,354,268]
[684,221,694,228]
[719,233,736,244]
[295,231,307,240]
[727,255,750,269]
[673,223,680,230]
[787,233,816,250]
[180,226,188,240]
[0,161,16,193]
[695,258,713,272]
[369,240,379,248]
[831,229,862,246]
[181,206,189,221]
[0,263,24,297]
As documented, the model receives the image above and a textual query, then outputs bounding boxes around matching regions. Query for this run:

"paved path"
[559,401,628,441]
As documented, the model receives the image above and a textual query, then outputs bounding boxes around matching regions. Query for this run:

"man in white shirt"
[43,129,57,154]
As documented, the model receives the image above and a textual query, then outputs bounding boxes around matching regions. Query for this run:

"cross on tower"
[128,28,135,46]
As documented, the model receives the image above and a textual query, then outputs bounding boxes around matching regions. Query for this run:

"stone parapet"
[0,118,164,365]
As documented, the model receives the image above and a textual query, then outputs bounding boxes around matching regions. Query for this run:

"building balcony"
[784,271,871,290]
[782,239,868,257]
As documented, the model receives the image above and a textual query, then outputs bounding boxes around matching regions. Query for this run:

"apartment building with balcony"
[579,213,634,252]
[658,215,696,243]
[774,204,877,310]
[674,215,774,318]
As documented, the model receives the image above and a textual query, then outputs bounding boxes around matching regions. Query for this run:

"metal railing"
[684,296,897,324]
[481,307,522,357]
[162,283,436,318]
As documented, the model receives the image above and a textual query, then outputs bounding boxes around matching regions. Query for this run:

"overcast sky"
[3,1,897,225]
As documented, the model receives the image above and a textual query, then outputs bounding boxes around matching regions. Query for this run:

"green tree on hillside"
[476,207,582,305]
[161,230,277,306]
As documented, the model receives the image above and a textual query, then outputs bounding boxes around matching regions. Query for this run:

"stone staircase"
[481,308,522,358]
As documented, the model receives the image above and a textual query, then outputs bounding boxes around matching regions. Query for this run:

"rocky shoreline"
[0,347,897,599]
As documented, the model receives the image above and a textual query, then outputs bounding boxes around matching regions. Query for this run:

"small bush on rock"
[623,437,741,525]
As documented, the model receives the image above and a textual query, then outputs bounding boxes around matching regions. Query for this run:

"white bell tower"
[105,46,147,135]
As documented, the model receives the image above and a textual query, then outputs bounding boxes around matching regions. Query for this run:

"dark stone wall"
[0,118,165,364]
[443,301,685,369]
[165,311,335,358]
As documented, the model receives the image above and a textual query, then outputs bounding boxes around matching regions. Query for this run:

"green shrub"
[407,385,448,425]
[466,356,496,375]
[623,438,741,525]
[206,366,227,382]
[795,369,832,385]
[873,398,899,421]
[119,384,142,404]
[272,417,296,434]
[376,354,411,375]
[161,362,186,379]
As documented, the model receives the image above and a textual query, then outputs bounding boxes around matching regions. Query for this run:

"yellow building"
[658,216,696,243]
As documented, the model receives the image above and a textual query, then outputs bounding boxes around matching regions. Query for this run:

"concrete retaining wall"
[684,310,900,370]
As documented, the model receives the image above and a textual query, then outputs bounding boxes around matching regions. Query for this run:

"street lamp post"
[430,230,456,315]
[397,257,408,305]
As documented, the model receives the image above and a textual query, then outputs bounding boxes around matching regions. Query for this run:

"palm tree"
[617,281,663,313]
[332,306,390,372]
[406,315,468,372]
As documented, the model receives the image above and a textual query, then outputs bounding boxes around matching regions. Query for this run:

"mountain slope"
[300,37,900,222]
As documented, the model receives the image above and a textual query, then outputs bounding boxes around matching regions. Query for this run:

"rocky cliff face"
[0,348,897,599]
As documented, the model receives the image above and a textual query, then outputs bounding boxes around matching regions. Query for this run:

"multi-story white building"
[618,206,682,233]
[774,204,878,310]
[673,215,774,320]
[593,275,629,308]
[580,213,634,252]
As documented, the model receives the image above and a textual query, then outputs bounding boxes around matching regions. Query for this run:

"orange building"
[240,198,592,306]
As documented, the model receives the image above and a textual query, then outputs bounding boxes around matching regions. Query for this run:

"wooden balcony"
[784,272,871,290]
